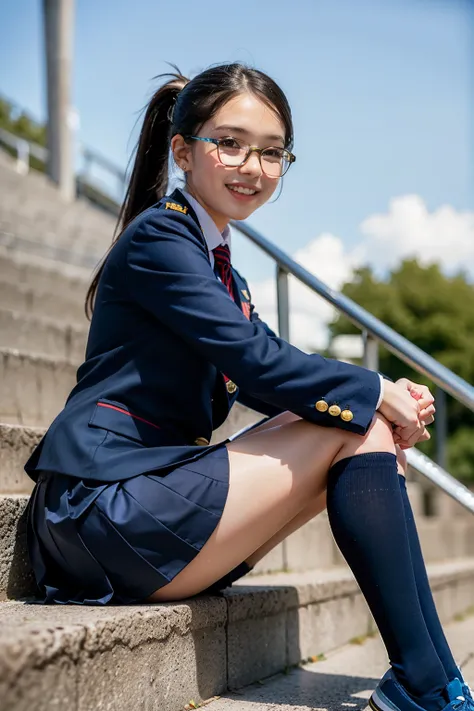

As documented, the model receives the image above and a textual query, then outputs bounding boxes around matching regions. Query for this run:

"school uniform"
[25,186,382,605]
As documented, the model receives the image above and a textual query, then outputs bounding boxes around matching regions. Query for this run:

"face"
[171,92,287,232]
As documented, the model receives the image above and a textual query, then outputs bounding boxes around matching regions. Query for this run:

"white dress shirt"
[176,186,384,410]
[177,187,231,270]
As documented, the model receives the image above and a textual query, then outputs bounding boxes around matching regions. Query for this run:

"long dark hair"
[85,61,295,318]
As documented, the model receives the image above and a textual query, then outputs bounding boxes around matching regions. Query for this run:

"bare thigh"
[146,412,396,603]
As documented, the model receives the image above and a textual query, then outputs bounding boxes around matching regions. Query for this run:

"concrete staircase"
[0,150,116,267]
[203,614,474,710]
[1,152,474,710]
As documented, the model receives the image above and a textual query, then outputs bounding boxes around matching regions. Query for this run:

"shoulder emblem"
[165,201,188,214]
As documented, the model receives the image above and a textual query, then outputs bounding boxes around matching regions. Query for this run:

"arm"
[237,275,386,417]
[125,208,381,435]
[235,279,289,417]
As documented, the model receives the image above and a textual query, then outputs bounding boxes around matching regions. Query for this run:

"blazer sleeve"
[125,208,381,435]
[235,280,287,418]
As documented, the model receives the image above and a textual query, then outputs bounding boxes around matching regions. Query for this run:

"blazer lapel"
[167,189,250,320]
[231,268,251,320]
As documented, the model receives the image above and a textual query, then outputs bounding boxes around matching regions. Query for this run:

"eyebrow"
[214,124,285,144]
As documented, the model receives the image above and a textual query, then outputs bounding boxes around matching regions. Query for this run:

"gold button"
[226,380,237,394]
[328,405,341,417]
[194,437,210,446]
[340,409,354,422]
[315,400,329,413]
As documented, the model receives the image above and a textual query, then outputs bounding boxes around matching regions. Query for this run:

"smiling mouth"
[225,184,260,196]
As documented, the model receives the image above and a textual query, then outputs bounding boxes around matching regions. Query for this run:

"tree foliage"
[329,259,474,481]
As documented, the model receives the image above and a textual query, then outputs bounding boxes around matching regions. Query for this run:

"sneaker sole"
[370,687,402,711]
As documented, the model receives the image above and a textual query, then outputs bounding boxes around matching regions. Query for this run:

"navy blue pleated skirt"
[26,443,252,605]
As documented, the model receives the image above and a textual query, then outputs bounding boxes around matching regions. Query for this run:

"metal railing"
[0,127,125,205]
[230,219,474,515]
[0,127,48,175]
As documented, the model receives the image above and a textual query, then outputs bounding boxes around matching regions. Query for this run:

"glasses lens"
[261,148,290,178]
[217,138,248,166]
[217,139,291,177]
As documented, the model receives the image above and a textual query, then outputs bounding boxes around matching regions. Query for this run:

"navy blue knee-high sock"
[326,452,448,711]
[397,473,460,681]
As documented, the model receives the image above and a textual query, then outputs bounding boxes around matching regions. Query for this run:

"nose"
[239,149,263,175]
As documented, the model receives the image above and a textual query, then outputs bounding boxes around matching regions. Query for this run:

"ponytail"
[85,62,189,319]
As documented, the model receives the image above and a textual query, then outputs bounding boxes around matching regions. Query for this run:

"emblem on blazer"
[241,289,250,300]
[165,201,188,214]
[242,302,251,320]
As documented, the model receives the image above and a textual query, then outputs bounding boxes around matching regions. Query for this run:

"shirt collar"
[177,186,231,256]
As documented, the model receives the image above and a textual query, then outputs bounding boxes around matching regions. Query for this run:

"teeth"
[227,185,257,195]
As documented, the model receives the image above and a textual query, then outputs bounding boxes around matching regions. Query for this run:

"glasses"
[183,135,296,178]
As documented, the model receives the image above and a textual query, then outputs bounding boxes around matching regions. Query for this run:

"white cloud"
[248,233,361,352]
[359,195,474,275]
[247,195,474,352]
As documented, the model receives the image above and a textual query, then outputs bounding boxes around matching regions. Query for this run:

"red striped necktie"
[212,242,235,390]
[212,243,235,302]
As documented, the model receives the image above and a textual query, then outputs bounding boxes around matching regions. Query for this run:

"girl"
[25,62,471,711]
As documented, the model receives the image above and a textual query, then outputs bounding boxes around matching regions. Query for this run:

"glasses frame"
[183,135,296,178]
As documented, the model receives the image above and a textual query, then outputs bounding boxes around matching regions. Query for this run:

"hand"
[393,378,436,449]
[378,380,426,448]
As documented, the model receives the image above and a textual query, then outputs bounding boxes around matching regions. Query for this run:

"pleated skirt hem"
[26,443,250,605]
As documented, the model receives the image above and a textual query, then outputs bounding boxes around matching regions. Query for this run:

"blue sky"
[0,0,472,285]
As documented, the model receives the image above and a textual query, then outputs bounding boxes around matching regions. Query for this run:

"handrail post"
[276,265,290,342]
[435,387,448,470]
[362,329,379,371]
[16,139,30,175]
[276,264,290,569]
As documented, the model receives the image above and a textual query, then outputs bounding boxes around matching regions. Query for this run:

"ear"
[171,134,192,172]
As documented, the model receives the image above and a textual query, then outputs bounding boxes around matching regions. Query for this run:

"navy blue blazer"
[25,188,381,483]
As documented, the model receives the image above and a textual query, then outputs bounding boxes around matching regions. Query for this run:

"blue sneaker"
[370,668,469,711]
[455,666,474,708]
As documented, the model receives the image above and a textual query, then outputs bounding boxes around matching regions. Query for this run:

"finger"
[411,427,431,446]
[409,389,434,410]
[417,397,435,411]
[419,404,436,417]
[419,412,435,426]
[397,422,426,448]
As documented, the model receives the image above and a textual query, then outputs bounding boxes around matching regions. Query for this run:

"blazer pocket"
[88,398,167,448]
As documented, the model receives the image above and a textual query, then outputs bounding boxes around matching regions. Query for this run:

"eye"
[264,148,285,158]
[219,137,241,148]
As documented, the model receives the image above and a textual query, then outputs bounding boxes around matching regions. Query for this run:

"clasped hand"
[378,378,436,450]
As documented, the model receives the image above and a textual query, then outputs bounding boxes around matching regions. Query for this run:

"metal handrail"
[0,127,124,202]
[229,220,474,515]
[406,449,474,514]
[231,219,474,413]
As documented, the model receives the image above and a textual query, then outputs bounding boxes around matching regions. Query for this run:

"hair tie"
[167,87,184,123]
[167,98,176,123]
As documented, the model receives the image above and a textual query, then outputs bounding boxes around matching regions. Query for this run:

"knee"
[338,412,396,459]
[396,445,408,476]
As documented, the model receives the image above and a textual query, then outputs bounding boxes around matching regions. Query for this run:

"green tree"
[329,259,474,481]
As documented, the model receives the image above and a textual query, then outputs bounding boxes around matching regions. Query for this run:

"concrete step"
[0,424,42,495]
[0,308,87,360]
[0,490,338,600]
[1,418,474,599]
[0,349,76,426]
[0,245,91,302]
[206,613,474,711]
[2,478,474,602]
[0,150,116,265]
[1,560,473,711]
[0,281,88,324]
